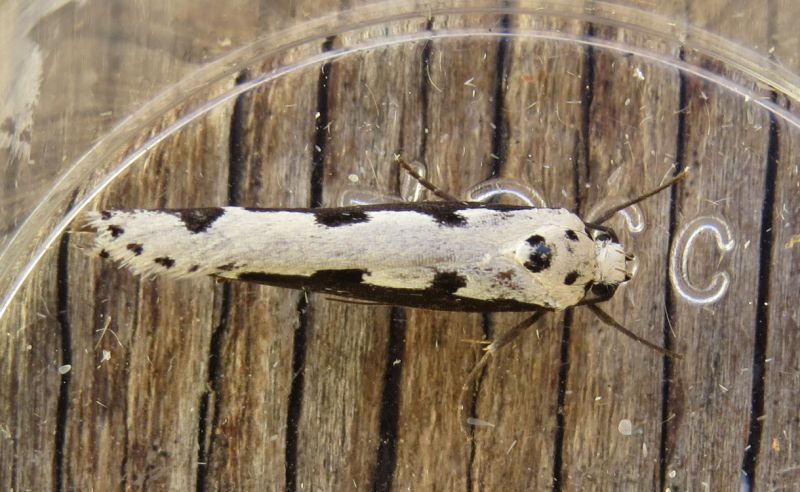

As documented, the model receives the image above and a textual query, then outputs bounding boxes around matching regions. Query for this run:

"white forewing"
[90,205,599,310]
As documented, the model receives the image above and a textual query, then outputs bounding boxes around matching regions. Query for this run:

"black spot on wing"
[217,262,236,272]
[175,208,226,234]
[237,269,367,295]
[400,203,470,227]
[100,211,112,220]
[564,271,579,285]
[429,271,467,295]
[565,229,579,241]
[126,243,144,255]
[425,208,467,227]
[238,271,303,284]
[311,269,367,284]
[524,235,553,273]
[235,268,547,312]
[154,257,175,269]
[229,202,536,227]
[108,225,124,238]
[188,265,200,273]
[314,208,370,227]
[482,203,531,212]
[527,234,545,246]
[99,250,110,259]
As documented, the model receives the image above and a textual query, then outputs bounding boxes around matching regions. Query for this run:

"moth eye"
[591,283,617,298]
[595,232,612,242]
[523,234,553,273]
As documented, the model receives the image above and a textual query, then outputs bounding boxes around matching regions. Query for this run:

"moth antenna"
[593,168,689,225]
[458,310,547,439]
[394,154,462,202]
[586,304,683,360]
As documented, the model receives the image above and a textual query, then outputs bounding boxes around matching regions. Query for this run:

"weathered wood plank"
[758,104,800,491]
[64,104,233,490]
[757,13,800,488]
[470,17,587,490]
[663,2,773,487]
[0,249,62,491]
[387,13,510,490]
[294,28,423,488]
[560,28,682,489]
[3,2,800,489]
[2,2,259,490]
[199,51,322,488]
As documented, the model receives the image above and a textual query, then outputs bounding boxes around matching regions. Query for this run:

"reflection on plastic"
[669,216,735,305]
[585,199,645,234]
[341,171,548,208]
[399,160,428,202]
[337,188,400,206]
[464,178,547,207]
[338,160,428,206]
[342,168,661,229]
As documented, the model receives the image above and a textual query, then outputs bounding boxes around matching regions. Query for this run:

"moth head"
[593,234,633,287]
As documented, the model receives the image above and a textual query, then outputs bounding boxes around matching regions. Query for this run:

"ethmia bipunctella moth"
[88,156,687,434]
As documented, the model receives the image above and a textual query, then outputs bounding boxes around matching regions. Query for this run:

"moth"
[88,157,686,433]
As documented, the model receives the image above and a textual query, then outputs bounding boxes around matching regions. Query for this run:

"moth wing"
[456,256,564,309]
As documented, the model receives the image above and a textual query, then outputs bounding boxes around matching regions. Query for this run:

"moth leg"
[586,304,683,360]
[458,310,547,438]
[394,155,462,202]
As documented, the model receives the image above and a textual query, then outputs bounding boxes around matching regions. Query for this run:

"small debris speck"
[467,417,495,428]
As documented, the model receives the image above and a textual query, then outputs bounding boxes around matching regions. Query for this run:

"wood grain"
[470,14,586,490]
[558,21,686,488]
[199,47,323,489]
[662,2,773,489]
[391,13,509,489]
[2,1,800,490]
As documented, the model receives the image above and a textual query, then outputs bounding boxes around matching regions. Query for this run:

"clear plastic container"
[2,0,799,489]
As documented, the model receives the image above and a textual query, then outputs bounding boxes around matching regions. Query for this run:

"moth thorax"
[594,239,630,286]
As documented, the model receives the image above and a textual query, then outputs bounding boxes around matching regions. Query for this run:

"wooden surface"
[2,1,800,490]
